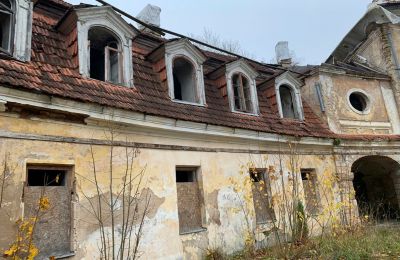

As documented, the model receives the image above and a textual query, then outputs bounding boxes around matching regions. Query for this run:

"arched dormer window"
[226,59,259,115]
[88,27,122,84]
[165,39,206,105]
[275,72,304,120]
[75,6,136,87]
[0,0,14,53]
[172,56,198,103]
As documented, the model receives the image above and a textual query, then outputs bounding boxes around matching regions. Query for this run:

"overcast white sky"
[66,0,372,65]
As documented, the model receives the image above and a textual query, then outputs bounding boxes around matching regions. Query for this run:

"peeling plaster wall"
[304,73,396,135]
[0,114,360,259]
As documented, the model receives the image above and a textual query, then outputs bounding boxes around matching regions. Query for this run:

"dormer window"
[226,59,259,115]
[74,6,136,87]
[0,0,14,53]
[88,27,122,84]
[165,39,206,106]
[173,57,198,103]
[275,72,304,120]
[232,73,252,113]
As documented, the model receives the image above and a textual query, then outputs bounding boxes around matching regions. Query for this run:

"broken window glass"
[88,27,122,84]
[0,0,14,53]
[232,73,253,113]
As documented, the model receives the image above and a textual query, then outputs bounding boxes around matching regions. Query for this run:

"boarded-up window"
[301,169,319,215]
[250,168,275,224]
[176,167,204,234]
[24,165,74,258]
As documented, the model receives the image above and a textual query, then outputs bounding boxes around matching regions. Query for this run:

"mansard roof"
[0,0,335,138]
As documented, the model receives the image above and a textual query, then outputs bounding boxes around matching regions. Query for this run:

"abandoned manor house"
[1,0,400,258]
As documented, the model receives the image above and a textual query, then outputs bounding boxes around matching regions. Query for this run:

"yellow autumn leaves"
[3,196,50,260]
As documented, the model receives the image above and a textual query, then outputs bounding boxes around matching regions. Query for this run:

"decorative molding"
[75,6,136,87]
[165,39,207,105]
[275,71,305,120]
[225,59,260,115]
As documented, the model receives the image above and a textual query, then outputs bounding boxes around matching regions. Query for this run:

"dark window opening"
[173,73,182,100]
[172,57,197,103]
[280,85,297,119]
[250,168,262,182]
[88,27,122,84]
[349,92,368,112]
[0,0,13,53]
[176,169,196,183]
[27,169,66,186]
[232,73,252,113]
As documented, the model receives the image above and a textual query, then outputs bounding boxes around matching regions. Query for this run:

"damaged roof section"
[327,3,400,63]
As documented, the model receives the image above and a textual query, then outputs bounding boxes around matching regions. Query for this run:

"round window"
[348,91,369,113]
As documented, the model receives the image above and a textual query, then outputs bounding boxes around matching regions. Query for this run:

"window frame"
[165,39,207,106]
[346,88,372,115]
[24,164,76,258]
[175,166,207,235]
[104,41,123,84]
[171,55,200,104]
[249,168,275,224]
[275,71,304,120]
[0,0,15,54]
[300,168,321,216]
[226,59,260,115]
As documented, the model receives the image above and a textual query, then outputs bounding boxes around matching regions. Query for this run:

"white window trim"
[275,71,304,121]
[226,59,259,115]
[76,6,136,87]
[165,39,207,105]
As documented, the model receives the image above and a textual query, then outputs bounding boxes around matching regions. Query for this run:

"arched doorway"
[352,156,400,221]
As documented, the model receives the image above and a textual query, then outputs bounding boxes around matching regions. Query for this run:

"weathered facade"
[0,0,400,259]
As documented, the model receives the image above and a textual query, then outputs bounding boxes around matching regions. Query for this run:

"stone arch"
[351,156,400,220]
[334,153,400,223]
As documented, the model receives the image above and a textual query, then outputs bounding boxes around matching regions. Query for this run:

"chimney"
[136,4,161,33]
[275,41,292,68]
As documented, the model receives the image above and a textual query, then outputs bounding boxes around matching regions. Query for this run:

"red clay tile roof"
[0,1,336,138]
